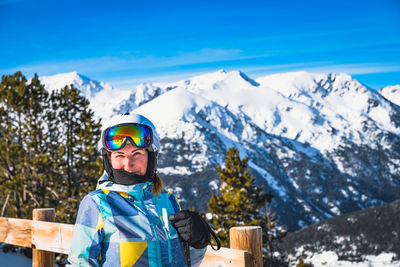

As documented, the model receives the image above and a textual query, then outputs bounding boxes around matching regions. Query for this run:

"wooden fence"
[0,208,263,267]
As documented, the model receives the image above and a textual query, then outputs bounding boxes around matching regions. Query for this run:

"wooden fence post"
[230,226,263,267]
[32,208,55,267]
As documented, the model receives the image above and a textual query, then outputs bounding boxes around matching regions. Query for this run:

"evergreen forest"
[0,72,102,224]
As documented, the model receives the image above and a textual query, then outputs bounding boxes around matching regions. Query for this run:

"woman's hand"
[169,210,210,249]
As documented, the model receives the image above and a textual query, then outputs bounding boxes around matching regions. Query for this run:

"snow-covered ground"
[290,251,400,267]
[2,248,398,267]
[0,250,31,266]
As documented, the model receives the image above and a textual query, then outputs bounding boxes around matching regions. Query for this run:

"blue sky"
[0,0,399,90]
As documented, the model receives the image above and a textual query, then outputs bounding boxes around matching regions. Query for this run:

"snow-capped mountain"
[40,70,400,231]
[40,72,131,119]
[40,71,104,98]
[380,85,400,106]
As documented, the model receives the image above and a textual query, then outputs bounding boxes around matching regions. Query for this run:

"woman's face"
[110,144,148,175]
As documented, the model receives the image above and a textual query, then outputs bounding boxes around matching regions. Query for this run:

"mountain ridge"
[278,198,400,265]
[40,72,131,119]
[39,70,400,231]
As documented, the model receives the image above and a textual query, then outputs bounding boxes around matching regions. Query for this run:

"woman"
[67,113,211,266]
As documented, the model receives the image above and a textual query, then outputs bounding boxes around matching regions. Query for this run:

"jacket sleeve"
[66,194,104,267]
[190,246,207,267]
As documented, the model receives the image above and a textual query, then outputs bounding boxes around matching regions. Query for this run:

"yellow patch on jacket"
[120,241,147,267]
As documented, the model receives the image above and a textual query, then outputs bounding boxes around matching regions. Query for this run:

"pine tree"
[208,147,273,246]
[23,74,57,214]
[260,205,288,266]
[0,72,51,218]
[48,85,102,223]
[0,73,102,266]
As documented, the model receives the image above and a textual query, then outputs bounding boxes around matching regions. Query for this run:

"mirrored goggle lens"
[104,124,151,150]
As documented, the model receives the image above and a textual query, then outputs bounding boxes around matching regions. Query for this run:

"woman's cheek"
[111,158,124,169]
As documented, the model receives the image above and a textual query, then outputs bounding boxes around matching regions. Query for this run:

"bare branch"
[46,186,59,199]
[1,193,10,217]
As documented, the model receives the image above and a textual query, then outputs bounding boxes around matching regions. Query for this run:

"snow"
[90,86,131,120]
[314,186,323,194]
[317,224,331,231]
[348,186,359,195]
[38,68,400,230]
[157,166,192,175]
[191,187,198,196]
[330,206,341,215]
[254,71,400,152]
[341,189,349,198]
[292,251,400,267]
[40,72,99,96]
[209,180,218,191]
[248,161,288,199]
[380,85,400,106]
[39,72,131,120]
[134,87,214,129]
[290,141,320,160]
[388,159,400,174]
[40,70,400,159]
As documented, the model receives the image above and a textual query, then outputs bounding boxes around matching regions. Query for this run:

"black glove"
[169,210,210,249]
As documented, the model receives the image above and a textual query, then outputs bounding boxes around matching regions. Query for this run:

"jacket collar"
[96,172,153,201]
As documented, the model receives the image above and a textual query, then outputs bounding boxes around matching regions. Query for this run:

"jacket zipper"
[161,208,173,264]
[137,199,163,267]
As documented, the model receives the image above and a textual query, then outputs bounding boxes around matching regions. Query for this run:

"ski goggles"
[103,123,152,151]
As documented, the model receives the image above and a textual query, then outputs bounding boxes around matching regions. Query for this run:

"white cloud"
[111,62,400,90]
[109,71,209,90]
[244,62,400,78]
[2,52,398,91]
[0,48,263,78]
[305,63,400,75]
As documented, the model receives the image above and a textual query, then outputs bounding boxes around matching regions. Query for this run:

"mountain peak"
[42,71,87,81]
[40,71,104,98]
[256,71,367,99]
[380,84,400,106]
[217,69,227,74]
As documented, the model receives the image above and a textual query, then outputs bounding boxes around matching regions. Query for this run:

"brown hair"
[152,174,163,195]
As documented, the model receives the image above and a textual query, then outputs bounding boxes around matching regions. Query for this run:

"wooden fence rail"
[0,208,262,267]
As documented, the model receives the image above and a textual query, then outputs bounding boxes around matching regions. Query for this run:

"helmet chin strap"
[103,151,157,186]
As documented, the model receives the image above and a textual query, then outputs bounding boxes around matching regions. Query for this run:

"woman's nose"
[124,157,136,172]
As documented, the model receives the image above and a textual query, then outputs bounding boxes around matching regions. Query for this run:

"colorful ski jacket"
[66,178,205,267]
